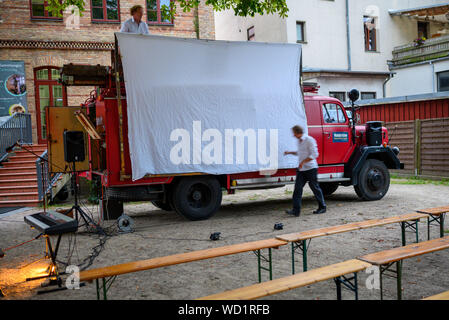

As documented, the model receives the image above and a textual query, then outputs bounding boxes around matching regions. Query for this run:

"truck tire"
[319,183,339,197]
[171,176,222,221]
[354,159,390,201]
[151,200,173,211]
[55,186,69,201]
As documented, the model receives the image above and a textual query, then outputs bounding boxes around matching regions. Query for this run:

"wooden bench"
[197,259,371,300]
[358,236,449,300]
[417,205,449,239]
[79,238,287,300]
[423,290,449,300]
[276,212,428,273]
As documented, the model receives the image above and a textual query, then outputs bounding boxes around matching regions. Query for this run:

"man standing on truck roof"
[284,125,327,216]
[120,5,150,35]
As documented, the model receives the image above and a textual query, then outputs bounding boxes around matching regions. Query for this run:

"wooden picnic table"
[79,238,287,299]
[197,259,372,300]
[358,236,449,300]
[423,290,449,300]
[276,212,427,273]
[417,205,448,239]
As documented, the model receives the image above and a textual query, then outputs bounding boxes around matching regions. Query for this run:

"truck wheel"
[354,159,390,201]
[319,183,339,197]
[171,176,222,221]
[151,200,173,211]
[55,186,69,201]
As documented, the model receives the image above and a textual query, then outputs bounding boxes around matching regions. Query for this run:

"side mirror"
[348,89,360,103]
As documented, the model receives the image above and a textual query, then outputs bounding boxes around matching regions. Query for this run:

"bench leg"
[334,273,359,300]
[379,266,383,300]
[379,262,403,300]
[302,240,308,272]
[426,213,445,239]
[291,243,295,275]
[254,248,273,283]
[400,220,420,246]
[397,261,402,301]
[95,276,117,300]
[291,240,309,274]
[415,220,419,243]
[96,279,100,300]
[335,277,342,300]
[103,278,107,300]
[401,222,406,246]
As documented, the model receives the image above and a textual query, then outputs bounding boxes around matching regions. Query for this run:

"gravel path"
[1,183,448,300]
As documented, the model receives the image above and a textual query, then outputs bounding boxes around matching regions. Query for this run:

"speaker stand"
[68,162,105,236]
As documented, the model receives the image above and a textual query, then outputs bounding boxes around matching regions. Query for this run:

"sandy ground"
[0,182,448,300]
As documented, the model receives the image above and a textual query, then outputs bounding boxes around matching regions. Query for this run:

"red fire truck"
[59,48,402,222]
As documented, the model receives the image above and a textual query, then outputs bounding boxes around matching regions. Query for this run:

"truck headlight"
[392,146,400,155]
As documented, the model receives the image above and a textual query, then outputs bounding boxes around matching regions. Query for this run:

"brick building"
[0,0,215,144]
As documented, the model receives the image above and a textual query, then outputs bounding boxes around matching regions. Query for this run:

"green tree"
[46,0,86,16]
[46,0,289,19]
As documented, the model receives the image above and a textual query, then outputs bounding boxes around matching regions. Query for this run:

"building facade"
[0,0,215,144]
[214,0,449,101]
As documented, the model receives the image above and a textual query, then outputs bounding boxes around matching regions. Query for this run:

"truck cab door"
[321,102,351,164]
[304,100,323,164]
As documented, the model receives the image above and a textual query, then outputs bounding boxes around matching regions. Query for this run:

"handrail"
[36,150,62,201]
[0,113,32,162]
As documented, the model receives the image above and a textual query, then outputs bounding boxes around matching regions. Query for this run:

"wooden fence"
[386,117,449,179]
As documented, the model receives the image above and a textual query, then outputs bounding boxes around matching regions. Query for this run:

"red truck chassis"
[60,62,403,221]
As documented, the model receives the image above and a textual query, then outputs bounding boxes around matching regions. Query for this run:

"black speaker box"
[63,131,85,163]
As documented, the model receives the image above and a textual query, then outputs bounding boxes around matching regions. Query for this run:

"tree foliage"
[46,0,289,19]
[46,0,86,16]
[178,0,289,18]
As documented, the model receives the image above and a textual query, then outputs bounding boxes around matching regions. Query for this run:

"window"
[30,0,62,20]
[329,92,346,102]
[437,71,449,92]
[91,0,120,22]
[34,67,67,144]
[364,16,377,51]
[147,0,173,25]
[322,103,347,124]
[296,21,305,43]
[247,26,255,41]
[418,21,429,39]
[361,92,376,100]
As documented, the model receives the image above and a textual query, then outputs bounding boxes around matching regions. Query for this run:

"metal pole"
[257,250,261,283]
[354,273,358,300]
[440,214,445,238]
[428,217,431,240]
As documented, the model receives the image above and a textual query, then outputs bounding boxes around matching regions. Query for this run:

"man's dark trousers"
[292,168,326,214]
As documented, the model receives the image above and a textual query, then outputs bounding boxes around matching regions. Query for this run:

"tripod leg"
[75,206,90,227]
[76,206,105,235]
[54,235,62,262]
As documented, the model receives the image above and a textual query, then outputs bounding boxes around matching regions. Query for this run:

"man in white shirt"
[284,125,326,216]
[120,5,150,35]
